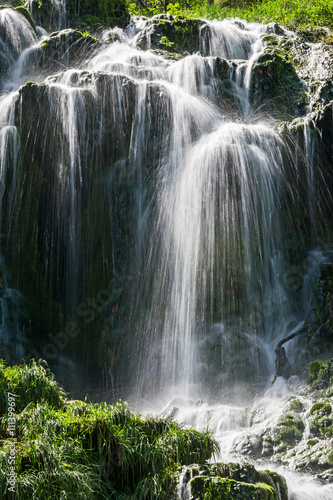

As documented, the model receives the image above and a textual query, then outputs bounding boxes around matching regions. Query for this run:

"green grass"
[0,360,219,499]
[128,0,333,30]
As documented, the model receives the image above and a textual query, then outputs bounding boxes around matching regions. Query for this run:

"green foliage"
[166,2,183,16]
[159,35,175,47]
[128,1,191,17]
[128,0,333,30]
[0,359,66,416]
[0,360,219,499]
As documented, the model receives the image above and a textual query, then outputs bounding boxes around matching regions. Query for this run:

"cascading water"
[129,21,308,403]
[0,8,332,498]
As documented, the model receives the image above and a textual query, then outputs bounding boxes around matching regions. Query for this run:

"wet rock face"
[305,265,333,356]
[40,29,99,67]
[251,34,308,118]
[315,264,333,327]
[3,73,137,367]
[27,0,66,31]
[179,463,288,500]
[18,29,100,78]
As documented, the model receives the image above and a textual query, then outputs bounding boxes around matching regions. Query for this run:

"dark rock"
[251,49,308,118]
[274,346,293,380]
[40,29,99,69]
[266,23,286,36]
[28,0,66,31]
[313,264,333,338]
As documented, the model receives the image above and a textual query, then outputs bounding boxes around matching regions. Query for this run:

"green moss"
[309,401,333,439]
[273,413,305,452]
[288,398,305,413]
[183,463,288,500]
[251,45,308,118]
[310,402,332,416]
[190,475,277,499]
[136,17,204,55]
[307,439,319,446]
[307,359,333,390]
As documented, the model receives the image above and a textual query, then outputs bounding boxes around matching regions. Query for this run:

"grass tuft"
[0,359,218,498]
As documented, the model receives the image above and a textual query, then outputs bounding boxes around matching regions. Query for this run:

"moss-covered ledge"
[0,359,218,498]
[179,463,288,500]
[135,15,205,56]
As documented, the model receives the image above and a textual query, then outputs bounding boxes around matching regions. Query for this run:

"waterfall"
[0,9,328,392]
[128,21,303,402]
[0,7,332,497]
[0,8,36,59]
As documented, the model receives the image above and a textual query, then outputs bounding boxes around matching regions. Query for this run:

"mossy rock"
[288,398,305,413]
[39,29,99,69]
[310,401,332,416]
[309,401,333,438]
[190,476,276,499]
[295,26,331,43]
[251,46,308,119]
[307,359,333,392]
[136,16,204,55]
[272,413,305,452]
[283,437,333,478]
[180,463,288,500]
